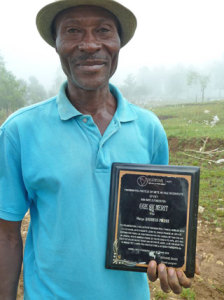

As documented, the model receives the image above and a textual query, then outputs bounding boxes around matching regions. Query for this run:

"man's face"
[54,6,121,91]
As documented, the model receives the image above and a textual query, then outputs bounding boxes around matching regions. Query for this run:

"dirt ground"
[150,219,224,299]
[17,215,224,300]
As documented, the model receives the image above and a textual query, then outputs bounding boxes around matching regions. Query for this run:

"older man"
[0,0,195,299]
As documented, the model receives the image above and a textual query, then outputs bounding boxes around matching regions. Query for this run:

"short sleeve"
[151,127,169,165]
[0,127,29,221]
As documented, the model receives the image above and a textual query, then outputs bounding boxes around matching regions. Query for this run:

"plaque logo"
[137,175,165,186]
[137,176,148,187]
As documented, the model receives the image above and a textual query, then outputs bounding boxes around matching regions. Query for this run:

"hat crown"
[36,0,137,47]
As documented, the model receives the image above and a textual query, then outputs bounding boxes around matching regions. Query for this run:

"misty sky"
[1,0,224,89]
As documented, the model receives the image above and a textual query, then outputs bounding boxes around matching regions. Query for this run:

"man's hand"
[0,219,23,299]
[147,258,200,294]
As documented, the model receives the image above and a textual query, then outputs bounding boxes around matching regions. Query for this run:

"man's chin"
[69,77,110,92]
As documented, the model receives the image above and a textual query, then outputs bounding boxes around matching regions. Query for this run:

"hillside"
[149,100,224,299]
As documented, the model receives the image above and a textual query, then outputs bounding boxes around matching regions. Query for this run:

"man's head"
[36,0,137,90]
[54,5,121,90]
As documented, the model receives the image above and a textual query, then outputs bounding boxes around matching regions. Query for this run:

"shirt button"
[83,118,87,123]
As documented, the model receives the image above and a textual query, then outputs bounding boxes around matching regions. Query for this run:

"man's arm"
[0,219,23,299]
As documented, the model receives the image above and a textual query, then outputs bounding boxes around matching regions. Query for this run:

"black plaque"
[106,163,200,278]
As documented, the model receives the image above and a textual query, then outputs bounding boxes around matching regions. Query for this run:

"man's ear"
[54,35,59,53]
[51,21,58,52]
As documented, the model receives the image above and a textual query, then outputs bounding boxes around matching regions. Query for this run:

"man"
[0,0,196,299]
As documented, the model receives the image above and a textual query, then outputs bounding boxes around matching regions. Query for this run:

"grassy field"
[152,101,224,139]
[151,100,224,230]
[149,100,224,300]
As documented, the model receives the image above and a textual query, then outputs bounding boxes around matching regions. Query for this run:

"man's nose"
[78,42,101,53]
[78,32,101,53]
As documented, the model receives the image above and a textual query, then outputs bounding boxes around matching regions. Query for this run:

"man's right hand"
[0,219,23,299]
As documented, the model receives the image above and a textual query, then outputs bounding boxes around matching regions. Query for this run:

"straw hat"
[36,0,137,48]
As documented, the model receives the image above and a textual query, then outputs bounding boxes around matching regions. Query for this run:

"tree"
[25,76,47,104]
[209,60,224,99]
[48,69,66,97]
[187,70,209,102]
[119,73,137,101]
[199,75,209,102]
[164,65,188,101]
[136,66,165,101]
[187,70,199,102]
[0,56,26,114]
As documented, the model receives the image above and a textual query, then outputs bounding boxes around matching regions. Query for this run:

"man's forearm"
[0,228,23,299]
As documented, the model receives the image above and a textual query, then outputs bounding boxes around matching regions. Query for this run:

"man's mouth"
[76,60,106,72]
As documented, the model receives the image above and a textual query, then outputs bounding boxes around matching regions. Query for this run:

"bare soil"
[17,215,224,299]
[150,220,224,299]
[168,137,224,152]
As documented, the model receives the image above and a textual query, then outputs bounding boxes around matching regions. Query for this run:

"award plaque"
[106,163,200,278]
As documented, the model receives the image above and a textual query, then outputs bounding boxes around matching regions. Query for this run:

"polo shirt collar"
[56,81,137,122]
[109,84,137,123]
[56,82,82,120]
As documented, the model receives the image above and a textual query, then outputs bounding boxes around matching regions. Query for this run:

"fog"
[1,0,224,105]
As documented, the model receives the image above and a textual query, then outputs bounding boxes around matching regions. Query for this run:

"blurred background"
[1,0,224,111]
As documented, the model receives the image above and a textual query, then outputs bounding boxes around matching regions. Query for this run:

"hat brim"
[36,0,137,48]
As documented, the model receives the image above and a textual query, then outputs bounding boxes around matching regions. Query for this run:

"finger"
[176,270,192,289]
[195,256,201,275]
[147,260,157,282]
[158,264,171,293]
[167,268,182,294]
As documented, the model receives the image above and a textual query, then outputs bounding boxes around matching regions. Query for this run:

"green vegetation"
[180,288,196,300]
[0,110,7,125]
[153,287,195,300]
[0,56,26,116]
[152,101,224,139]
[154,290,168,300]
[0,54,64,125]
[152,101,224,229]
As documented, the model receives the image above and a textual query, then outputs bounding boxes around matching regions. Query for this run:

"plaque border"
[106,163,200,278]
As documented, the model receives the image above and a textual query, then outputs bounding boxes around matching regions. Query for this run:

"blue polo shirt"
[0,83,168,300]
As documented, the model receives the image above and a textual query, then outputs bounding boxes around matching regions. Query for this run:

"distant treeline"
[0,55,65,122]
[118,58,224,106]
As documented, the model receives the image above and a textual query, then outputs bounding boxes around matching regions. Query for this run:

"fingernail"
[177,270,183,278]
[160,264,165,272]
[149,260,156,267]
[168,268,175,276]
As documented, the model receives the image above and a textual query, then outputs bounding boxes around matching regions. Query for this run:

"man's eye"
[67,28,80,33]
[98,27,110,33]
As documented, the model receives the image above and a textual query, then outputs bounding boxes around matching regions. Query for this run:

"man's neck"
[66,82,117,135]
